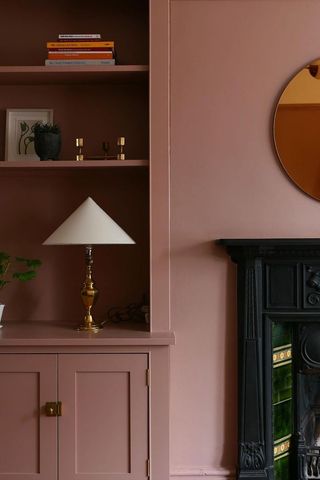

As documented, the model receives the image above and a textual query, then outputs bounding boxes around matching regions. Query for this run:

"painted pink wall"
[170,1,320,478]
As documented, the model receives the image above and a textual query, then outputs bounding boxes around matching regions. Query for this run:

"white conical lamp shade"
[43,197,135,245]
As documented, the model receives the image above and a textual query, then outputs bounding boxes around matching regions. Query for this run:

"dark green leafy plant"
[0,252,42,291]
[33,122,61,134]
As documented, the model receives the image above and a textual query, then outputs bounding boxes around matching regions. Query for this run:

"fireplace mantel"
[218,239,320,480]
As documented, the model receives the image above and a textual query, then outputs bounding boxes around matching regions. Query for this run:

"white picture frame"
[5,109,53,161]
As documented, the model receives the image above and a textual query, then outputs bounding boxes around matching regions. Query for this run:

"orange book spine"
[48,52,114,60]
[47,41,114,48]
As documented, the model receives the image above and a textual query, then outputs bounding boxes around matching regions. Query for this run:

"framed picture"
[5,109,53,161]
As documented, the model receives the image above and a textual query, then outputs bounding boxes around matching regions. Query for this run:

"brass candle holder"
[76,138,84,161]
[117,136,126,160]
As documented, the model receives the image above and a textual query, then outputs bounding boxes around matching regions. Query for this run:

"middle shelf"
[0,160,149,169]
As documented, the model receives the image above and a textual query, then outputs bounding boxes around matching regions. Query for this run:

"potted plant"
[0,252,42,327]
[34,122,61,160]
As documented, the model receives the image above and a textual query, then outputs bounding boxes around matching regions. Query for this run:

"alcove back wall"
[169,1,320,478]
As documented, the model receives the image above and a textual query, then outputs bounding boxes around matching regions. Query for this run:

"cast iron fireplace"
[219,239,320,480]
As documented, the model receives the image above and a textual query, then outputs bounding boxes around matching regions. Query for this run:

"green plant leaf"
[15,257,42,268]
[13,271,37,282]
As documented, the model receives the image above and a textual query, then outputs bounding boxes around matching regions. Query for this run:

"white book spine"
[58,34,101,39]
[45,59,116,66]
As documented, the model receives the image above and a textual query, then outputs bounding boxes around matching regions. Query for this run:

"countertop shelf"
[0,322,175,347]
[0,65,149,85]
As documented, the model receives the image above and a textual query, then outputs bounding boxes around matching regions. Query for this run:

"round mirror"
[274,58,320,201]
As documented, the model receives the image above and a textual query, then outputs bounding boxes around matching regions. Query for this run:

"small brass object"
[45,401,62,417]
[76,137,84,161]
[117,136,126,160]
[77,245,102,333]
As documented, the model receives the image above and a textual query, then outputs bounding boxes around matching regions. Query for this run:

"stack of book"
[45,34,116,66]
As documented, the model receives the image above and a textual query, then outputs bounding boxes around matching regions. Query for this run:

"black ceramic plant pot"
[34,132,61,160]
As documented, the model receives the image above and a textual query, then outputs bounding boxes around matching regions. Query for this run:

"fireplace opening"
[273,322,320,480]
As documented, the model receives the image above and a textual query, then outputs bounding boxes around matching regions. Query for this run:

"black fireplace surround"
[219,239,320,480]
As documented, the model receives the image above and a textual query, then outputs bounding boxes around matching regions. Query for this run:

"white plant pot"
[0,304,5,328]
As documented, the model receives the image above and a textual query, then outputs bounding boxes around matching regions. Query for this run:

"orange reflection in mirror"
[274,58,320,201]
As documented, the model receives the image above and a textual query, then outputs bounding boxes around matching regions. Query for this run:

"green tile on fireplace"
[274,454,290,480]
[273,399,293,439]
[273,364,292,404]
[272,323,292,349]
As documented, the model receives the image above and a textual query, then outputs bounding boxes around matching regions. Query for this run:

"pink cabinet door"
[0,354,57,480]
[58,354,149,480]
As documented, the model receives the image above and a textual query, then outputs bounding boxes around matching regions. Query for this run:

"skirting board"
[170,467,235,479]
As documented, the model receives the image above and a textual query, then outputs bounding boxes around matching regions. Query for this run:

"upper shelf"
[0,65,149,85]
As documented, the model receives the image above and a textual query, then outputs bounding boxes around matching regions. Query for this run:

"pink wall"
[169,1,320,478]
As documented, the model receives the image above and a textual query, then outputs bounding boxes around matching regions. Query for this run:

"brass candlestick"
[76,138,84,161]
[78,245,101,333]
[117,136,126,160]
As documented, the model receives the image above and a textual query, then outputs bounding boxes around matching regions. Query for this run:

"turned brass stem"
[77,245,101,332]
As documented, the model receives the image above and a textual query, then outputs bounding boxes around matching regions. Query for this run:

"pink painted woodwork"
[59,354,148,479]
[0,65,148,85]
[149,0,170,332]
[0,338,171,480]
[0,354,57,480]
[0,1,171,479]
[0,352,151,480]
[0,322,174,346]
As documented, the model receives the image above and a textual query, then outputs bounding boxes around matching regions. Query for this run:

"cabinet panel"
[0,354,57,480]
[58,354,149,480]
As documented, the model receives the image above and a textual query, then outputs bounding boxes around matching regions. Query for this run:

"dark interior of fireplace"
[274,322,320,480]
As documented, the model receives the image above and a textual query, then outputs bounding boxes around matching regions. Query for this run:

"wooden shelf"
[0,65,149,85]
[0,159,149,169]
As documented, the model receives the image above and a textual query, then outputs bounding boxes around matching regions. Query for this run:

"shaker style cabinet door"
[58,354,149,480]
[0,354,57,480]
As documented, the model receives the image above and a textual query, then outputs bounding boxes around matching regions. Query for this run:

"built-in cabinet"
[0,352,149,480]
[0,1,172,479]
[0,325,174,480]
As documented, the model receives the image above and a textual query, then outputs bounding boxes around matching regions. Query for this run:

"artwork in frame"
[5,109,53,161]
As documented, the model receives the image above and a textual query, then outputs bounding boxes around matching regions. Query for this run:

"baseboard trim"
[170,467,236,479]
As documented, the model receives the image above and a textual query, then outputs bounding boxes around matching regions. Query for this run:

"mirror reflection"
[274,58,320,201]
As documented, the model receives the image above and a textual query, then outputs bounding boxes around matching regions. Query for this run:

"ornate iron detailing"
[240,442,265,470]
[306,267,320,306]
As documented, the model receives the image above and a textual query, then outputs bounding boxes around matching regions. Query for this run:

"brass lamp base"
[76,245,102,333]
[77,312,102,333]
[76,322,102,333]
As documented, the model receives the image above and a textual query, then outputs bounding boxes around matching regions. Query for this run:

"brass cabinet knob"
[45,401,62,417]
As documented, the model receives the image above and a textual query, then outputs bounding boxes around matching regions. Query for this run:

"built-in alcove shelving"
[0,2,171,478]
[0,0,154,331]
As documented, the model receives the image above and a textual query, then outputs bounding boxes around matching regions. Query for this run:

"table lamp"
[43,197,135,333]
